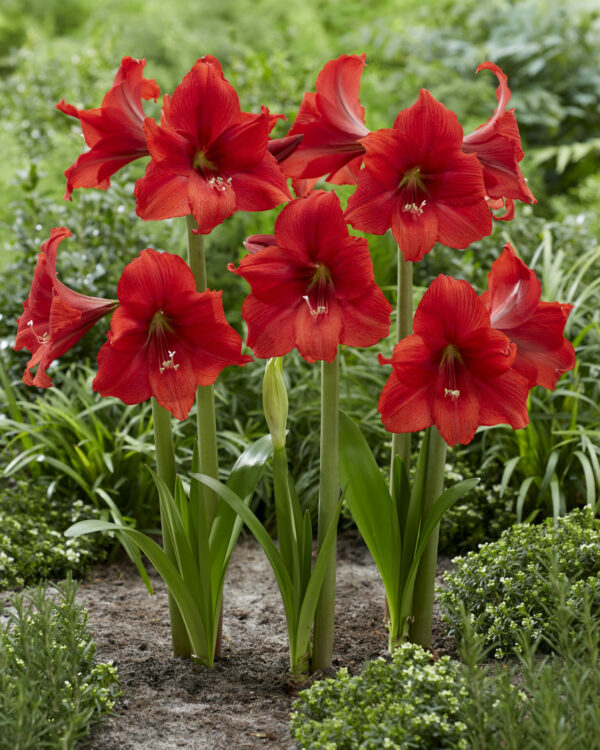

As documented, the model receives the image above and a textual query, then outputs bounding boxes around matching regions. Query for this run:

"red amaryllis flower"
[93,248,251,420]
[134,56,291,235]
[229,191,392,363]
[378,275,529,446]
[282,54,369,190]
[462,62,536,221]
[14,227,117,388]
[57,57,160,200]
[481,244,575,389]
[345,90,492,263]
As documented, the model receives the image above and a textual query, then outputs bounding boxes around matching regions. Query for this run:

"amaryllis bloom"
[462,62,536,221]
[282,54,369,190]
[14,227,117,388]
[93,248,251,420]
[345,90,492,263]
[134,56,291,235]
[57,57,160,200]
[378,275,529,446]
[229,191,392,363]
[481,244,575,389]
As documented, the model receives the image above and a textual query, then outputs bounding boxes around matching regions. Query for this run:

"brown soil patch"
[76,532,454,749]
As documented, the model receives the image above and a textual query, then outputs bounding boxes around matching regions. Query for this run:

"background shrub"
[439,508,600,656]
[0,481,108,589]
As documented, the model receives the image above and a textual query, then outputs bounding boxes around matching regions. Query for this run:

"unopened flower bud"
[262,357,288,450]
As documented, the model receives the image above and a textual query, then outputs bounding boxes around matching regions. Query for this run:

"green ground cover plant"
[440,508,600,656]
[0,481,107,590]
[0,576,120,750]
[292,575,600,749]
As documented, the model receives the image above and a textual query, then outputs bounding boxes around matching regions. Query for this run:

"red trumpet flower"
[462,62,536,220]
[345,90,492,262]
[378,275,530,446]
[134,56,291,235]
[282,54,369,189]
[57,57,159,200]
[93,249,251,420]
[481,244,575,389]
[15,227,117,387]
[230,191,392,363]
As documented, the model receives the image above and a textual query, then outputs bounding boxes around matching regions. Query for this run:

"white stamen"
[302,295,327,318]
[208,176,230,192]
[27,320,34,327]
[402,200,427,216]
[444,388,460,399]
[160,350,180,373]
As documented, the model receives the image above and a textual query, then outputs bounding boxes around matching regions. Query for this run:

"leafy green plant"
[458,576,600,750]
[67,435,273,666]
[0,481,108,589]
[290,643,470,749]
[0,576,120,750]
[440,508,600,656]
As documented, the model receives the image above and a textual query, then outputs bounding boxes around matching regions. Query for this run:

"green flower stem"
[272,445,300,584]
[152,397,191,657]
[186,215,221,659]
[390,252,414,477]
[312,354,340,671]
[186,216,220,529]
[410,426,447,648]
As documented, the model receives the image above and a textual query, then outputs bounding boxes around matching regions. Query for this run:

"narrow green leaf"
[499,456,522,497]
[65,520,209,661]
[192,473,295,627]
[516,476,538,522]
[573,450,597,509]
[294,502,343,664]
[402,429,431,583]
[392,455,410,539]
[338,412,399,596]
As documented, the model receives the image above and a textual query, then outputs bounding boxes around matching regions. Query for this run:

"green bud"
[262,357,288,450]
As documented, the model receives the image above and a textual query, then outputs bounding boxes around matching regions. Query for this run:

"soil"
[74,531,454,750]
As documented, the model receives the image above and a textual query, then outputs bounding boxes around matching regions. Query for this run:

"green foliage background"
[1,0,599,564]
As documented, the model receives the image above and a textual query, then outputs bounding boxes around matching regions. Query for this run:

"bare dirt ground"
[76,532,454,750]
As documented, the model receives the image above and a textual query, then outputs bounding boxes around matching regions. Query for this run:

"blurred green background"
[1,0,599,580]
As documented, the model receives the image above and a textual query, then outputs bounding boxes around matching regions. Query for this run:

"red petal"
[143,118,193,175]
[295,296,342,362]
[242,296,298,359]
[394,89,464,153]
[477,369,530,430]
[314,54,369,138]
[430,369,480,446]
[484,244,541,329]
[378,371,433,434]
[345,167,396,235]
[385,334,437,389]
[434,198,493,250]
[231,153,291,213]
[167,60,241,148]
[116,249,196,308]
[211,107,270,172]
[414,276,490,347]
[338,284,392,349]
[93,340,153,406]
[232,244,309,307]
[187,169,237,233]
[274,191,348,259]
[391,201,439,262]
[135,161,190,221]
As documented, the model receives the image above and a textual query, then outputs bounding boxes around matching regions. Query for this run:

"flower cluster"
[16,52,574,442]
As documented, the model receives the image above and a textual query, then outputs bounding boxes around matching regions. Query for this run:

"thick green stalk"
[410,426,447,648]
[272,446,300,584]
[152,397,191,657]
[186,215,221,660]
[186,216,220,530]
[312,354,339,671]
[390,253,414,477]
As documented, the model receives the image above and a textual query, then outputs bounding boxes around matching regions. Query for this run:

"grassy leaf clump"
[440,508,600,656]
[0,577,120,750]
